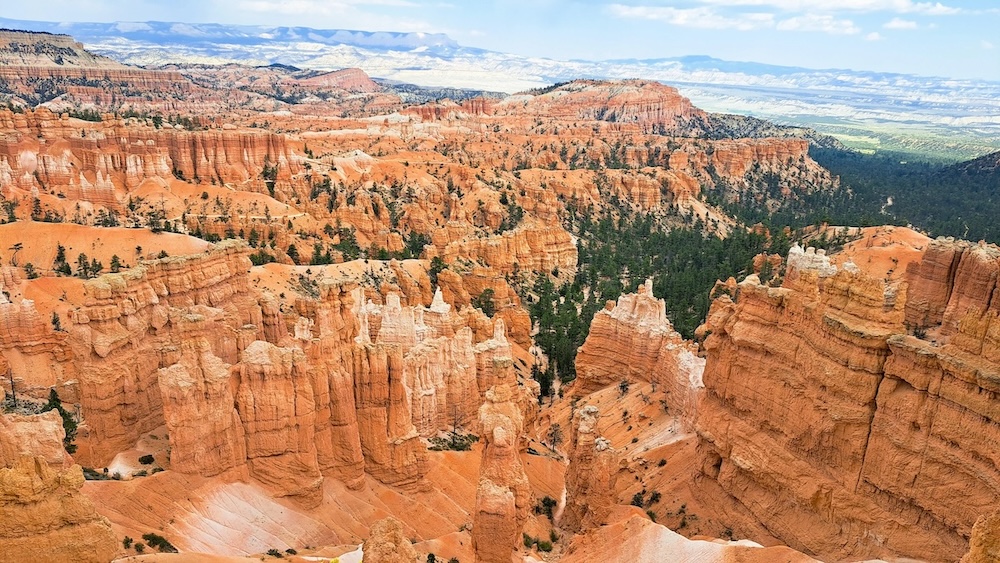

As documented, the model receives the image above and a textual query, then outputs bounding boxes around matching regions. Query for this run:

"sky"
[2,0,998,80]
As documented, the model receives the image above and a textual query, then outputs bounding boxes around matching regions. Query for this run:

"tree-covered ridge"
[526,204,775,396]
[711,148,1000,244]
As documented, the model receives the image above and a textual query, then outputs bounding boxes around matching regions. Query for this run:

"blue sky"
[3,0,998,80]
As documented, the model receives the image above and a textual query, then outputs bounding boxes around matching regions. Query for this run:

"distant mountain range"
[2,17,998,160]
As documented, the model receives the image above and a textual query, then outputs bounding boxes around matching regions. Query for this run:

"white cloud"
[694,0,960,15]
[610,3,870,35]
[865,31,883,40]
[238,0,417,13]
[228,0,435,32]
[983,40,996,50]
[607,5,775,30]
[776,13,861,34]
[883,17,918,28]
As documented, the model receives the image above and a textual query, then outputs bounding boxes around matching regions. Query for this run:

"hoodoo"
[0,22,995,563]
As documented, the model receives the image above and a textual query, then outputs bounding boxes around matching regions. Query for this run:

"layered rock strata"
[48,239,535,505]
[574,279,704,416]
[472,384,532,563]
[0,107,298,199]
[69,240,260,464]
[695,239,1000,561]
[0,274,78,402]
[0,411,117,563]
[561,405,619,533]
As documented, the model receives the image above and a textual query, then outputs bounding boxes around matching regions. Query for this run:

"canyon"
[0,28,997,563]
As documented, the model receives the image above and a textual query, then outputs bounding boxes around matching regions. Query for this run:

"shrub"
[631,491,645,507]
[471,288,496,316]
[122,536,133,549]
[646,510,657,522]
[658,459,667,467]
[523,533,535,548]
[82,467,109,480]
[448,558,460,563]
[41,389,76,453]
[427,432,478,451]
[134,543,145,553]
[537,540,553,552]
[250,250,276,266]
[534,496,557,520]
[142,532,178,553]
[133,469,148,477]
[427,555,437,563]
[266,548,283,558]
[139,454,155,465]
[285,548,297,555]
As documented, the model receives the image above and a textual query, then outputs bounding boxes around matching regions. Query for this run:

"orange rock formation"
[574,278,704,417]
[696,237,1000,561]
[561,405,619,532]
[362,516,420,563]
[0,411,117,563]
[962,509,1000,563]
[472,384,532,563]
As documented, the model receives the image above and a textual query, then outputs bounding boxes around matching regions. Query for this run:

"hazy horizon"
[2,0,998,82]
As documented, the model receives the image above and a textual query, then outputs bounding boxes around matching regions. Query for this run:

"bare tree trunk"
[7,367,15,407]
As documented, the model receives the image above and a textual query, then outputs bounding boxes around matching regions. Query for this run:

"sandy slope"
[87,446,564,559]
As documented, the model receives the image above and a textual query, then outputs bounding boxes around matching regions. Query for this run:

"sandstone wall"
[574,279,704,417]
[0,108,298,203]
[472,384,532,563]
[0,411,117,563]
[68,240,260,464]
[695,240,1000,561]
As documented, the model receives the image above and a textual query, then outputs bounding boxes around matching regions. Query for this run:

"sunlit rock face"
[0,411,118,563]
[695,240,1000,561]
[575,279,704,418]
[472,383,531,563]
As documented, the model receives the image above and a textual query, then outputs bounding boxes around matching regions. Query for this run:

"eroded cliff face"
[0,266,78,403]
[68,240,261,464]
[494,80,708,135]
[574,278,704,417]
[561,405,618,533]
[0,107,298,202]
[472,383,532,563]
[0,411,117,563]
[695,239,1000,561]
[14,236,537,510]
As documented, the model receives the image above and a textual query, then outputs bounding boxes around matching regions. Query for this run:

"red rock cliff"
[0,410,117,563]
[695,238,1000,561]
[574,278,704,418]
